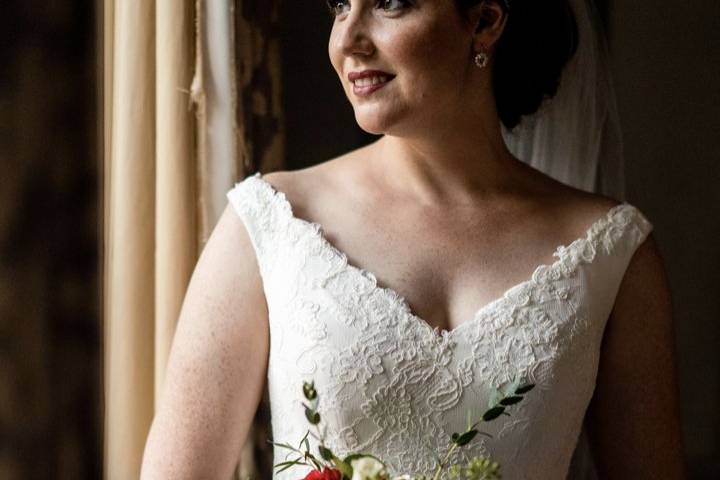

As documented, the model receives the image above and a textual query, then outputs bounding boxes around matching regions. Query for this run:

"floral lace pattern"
[226,172,654,480]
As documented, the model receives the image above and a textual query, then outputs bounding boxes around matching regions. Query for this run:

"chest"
[298,195,575,333]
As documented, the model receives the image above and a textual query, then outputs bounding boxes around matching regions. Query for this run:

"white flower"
[350,456,389,480]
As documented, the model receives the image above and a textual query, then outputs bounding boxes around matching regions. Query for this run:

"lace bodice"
[226,171,654,480]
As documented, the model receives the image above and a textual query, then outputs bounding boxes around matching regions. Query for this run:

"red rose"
[302,466,343,480]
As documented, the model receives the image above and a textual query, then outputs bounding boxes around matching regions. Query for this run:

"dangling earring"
[474,45,489,69]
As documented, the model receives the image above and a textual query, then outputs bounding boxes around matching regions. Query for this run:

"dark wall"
[610,1,720,478]
[0,2,100,479]
[279,2,377,169]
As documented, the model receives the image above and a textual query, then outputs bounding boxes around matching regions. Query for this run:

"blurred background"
[0,0,717,478]
[0,1,101,478]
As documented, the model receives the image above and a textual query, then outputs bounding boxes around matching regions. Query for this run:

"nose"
[335,10,375,58]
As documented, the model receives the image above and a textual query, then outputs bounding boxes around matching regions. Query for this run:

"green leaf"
[303,381,318,400]
[453,429,478,446]
[482,406,506,421]
[304,407,321,425]
[267,440,301,453]
[276,463,295,473]
[332,457,353,479]
[304,452,323,471]
[499,395,524,406]
[319,445,335,461]
[297,430,310,449]
[515,383,535,395]
[274,458,304,473]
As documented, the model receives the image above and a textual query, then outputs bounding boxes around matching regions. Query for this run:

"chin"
[353,106,405,136]
[356,116,424,139]
[356,121,386,136]
[353,115,385,135]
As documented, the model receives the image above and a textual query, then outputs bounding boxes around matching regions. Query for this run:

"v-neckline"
[247,172,633,340]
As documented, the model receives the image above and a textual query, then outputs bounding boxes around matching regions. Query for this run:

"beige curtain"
[103,0,283,478]
[103,1,160,479]
[103,0,199,478]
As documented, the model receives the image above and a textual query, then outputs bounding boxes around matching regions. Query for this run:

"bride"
[141,0,686,478]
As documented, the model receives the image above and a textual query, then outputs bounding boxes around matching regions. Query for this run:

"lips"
[348,69,395,82]
[348,69,396,97]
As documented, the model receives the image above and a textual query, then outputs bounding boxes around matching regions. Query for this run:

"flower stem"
[432,443,458,480]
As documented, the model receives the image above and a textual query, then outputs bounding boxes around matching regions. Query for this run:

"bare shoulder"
[524,168,626,240]
[260,153,344,193]
[258,167,326,219]
[567,190,625,228]
[259,150,365,214]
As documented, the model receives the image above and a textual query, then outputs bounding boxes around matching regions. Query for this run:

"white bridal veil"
[502,0,626,201]
[502,0,624,478]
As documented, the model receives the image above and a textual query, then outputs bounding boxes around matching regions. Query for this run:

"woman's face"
[328,0,481,136]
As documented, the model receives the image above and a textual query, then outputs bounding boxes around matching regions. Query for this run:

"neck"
[372,104,522,205]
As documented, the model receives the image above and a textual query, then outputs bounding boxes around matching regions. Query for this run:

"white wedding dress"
[226,171,654,480]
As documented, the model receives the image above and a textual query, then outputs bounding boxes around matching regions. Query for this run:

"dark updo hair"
[456,0,579,130]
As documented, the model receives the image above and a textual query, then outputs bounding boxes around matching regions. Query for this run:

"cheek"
[328,28,341,75]
[380,20,466,96]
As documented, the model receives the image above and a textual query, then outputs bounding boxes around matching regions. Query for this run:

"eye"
[377,0,411,11]
[326,0,350,17]
[326,0,412,18]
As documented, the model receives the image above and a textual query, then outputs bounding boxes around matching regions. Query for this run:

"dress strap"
[603,203,654,264]
[226,171,287,278]
[581,203,655,328]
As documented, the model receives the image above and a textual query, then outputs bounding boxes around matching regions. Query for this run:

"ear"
[468,0,509,53]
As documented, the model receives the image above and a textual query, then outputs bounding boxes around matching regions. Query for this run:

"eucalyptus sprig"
[268,380,370,479]
[268,378,535,480]
[431,377,535,480]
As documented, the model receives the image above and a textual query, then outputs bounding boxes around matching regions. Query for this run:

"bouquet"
[267,379,534,480]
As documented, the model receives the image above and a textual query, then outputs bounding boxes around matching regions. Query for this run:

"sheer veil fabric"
[502,0,624,477]
[502,0,625,202]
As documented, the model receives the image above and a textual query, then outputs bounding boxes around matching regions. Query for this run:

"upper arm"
[140,203,270,479]
[586,233,687,478]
